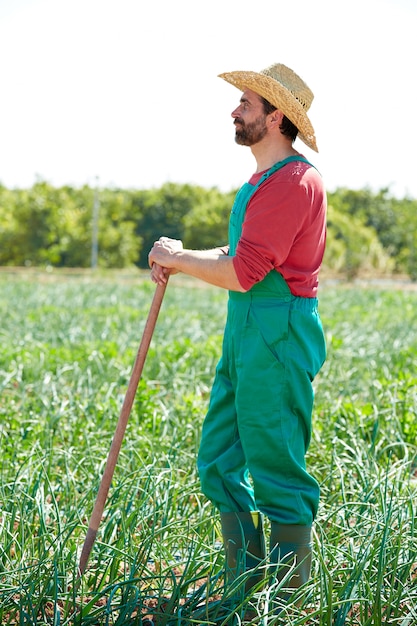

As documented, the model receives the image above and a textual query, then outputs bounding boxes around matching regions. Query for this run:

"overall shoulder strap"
[255,156,317,189]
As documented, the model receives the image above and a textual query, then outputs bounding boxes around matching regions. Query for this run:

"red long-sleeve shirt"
[232,160,327,297]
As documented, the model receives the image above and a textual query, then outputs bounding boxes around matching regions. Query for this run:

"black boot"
[269,522,312,609]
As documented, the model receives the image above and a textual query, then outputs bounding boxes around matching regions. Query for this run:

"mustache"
[234,118,244,126]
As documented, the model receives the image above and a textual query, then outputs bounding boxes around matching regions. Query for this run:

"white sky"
[1,0,416,198]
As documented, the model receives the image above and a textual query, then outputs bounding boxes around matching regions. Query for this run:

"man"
[148,63,327,614]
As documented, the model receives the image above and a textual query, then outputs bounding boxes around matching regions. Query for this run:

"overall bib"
[197,157,326,527]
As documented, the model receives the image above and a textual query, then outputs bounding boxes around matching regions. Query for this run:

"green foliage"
[182,188,236,249]
[1,180,417,279]
[327,187,417,278]
[324,204,394,278]
[133,183,202,268]
[131,183,236,267]
[0,182,140,268]
[93,188,141,268]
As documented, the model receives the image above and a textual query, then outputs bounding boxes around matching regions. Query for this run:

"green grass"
[0,270,416,625]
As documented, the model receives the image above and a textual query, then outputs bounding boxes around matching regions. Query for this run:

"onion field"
[0,270,416,625]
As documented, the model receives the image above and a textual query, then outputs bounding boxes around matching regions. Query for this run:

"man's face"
[231,89,268,146]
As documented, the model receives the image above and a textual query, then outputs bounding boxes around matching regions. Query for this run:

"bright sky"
[1,0,416,199]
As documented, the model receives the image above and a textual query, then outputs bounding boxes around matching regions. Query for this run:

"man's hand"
[149,237,183,285]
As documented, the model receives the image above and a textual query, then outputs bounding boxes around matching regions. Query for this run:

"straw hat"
[218,63,318,152]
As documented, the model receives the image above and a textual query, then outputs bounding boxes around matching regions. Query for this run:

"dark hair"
[261,96,299,142]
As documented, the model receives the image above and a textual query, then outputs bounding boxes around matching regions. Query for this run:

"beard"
[234,114,268,146]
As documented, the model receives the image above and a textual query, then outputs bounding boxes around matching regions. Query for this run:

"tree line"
[1,180,416,279]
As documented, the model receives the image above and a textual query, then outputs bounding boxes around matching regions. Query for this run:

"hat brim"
[219,70,318,152]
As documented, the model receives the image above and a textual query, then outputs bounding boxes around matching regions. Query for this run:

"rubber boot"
[269,523,312,609]
[220,511,266,600]
[192,512,265,624]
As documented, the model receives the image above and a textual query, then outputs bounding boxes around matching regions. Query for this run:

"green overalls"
[197,157,326,527]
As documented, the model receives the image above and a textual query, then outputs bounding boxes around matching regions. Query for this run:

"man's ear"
[268,109,284,128]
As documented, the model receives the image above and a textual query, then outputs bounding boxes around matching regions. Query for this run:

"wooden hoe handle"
[77,281,168,577]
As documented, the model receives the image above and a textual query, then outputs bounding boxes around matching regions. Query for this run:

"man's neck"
[251,139,300,173]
